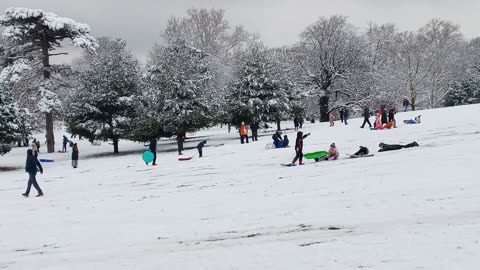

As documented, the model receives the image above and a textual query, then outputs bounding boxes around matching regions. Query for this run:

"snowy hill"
[1,104,480,270]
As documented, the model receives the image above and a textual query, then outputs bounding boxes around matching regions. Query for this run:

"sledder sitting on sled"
[272,131,283,148]
[353,146,369,156]
[323,143,339,160]
[404,115,422,124]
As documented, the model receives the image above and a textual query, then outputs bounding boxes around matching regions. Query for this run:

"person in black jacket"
[344,108,349,125]
[353,146,369,156]
[388,107,397,128]
[197,140,207,157]
[361,107,372,128]
[378,142,419,152]
[381,105,388,124]
[71,143,79,168]
[250,120,259,141]
[291,131,310,165]
[293,117,300,132]
[272,131,282,148]
[283,135,289,147]
[340,109,345,123]
[149,138,157,165]
[22,149,44,197]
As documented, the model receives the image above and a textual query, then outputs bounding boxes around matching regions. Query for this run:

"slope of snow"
[1,104,480,270]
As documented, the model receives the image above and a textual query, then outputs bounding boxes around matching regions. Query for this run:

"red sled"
[178,153,197,161]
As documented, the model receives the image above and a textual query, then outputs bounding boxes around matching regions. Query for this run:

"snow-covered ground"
[1,104,480,270]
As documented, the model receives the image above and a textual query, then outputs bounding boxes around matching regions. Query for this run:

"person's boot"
[413,141,419,147]
[22,193,28,197]
[299,161,304,165]
[36,192,44,197]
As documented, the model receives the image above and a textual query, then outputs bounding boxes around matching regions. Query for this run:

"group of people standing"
[360,105,397,130]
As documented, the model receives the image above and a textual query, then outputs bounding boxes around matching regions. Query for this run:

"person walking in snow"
[340,109,345,123]
[294,117,300,132]
[402,98,410,112]
[62,135,69,152]
[291,131,310,165]
[361,107,372,128]
[343,108,349,125]
[239,122,249,144]
[71,143,79,168]
[197,140,207,157]
[378,142,419,152]
[148,138,157,165]
[250,120,259,141]
[299,117,304,129]
[324,143,339,160]
[177,133,185,155]
[22,149,44,197]
[329,112,335,127]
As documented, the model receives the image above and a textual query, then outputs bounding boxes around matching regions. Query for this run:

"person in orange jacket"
[239,122,249,144]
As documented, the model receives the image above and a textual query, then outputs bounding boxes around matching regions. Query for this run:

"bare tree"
[296,15,365,121]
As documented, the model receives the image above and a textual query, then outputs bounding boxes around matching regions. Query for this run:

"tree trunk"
[276,120,281,131]
[46,112,55,152]
[42,38,55,153]
[319,95,330,122]
[112,138,119,154]
[411,96,416,111]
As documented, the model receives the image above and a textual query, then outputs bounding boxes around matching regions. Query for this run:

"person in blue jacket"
[22,149,44,197]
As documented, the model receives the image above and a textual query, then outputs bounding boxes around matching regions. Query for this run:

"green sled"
[142,150,154,163]
[304,151,328,161]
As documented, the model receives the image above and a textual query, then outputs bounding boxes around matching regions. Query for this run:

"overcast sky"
[1,0,480,63]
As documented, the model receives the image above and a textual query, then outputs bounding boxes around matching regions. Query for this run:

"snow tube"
[303,151,328,160]
[142,151,154,163]
[39,159,54,162]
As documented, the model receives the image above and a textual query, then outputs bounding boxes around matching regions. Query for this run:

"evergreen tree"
[227,44,291,130]
[65,38,140,154]
[141,42,213,146]
[0,7,98,153]
[0,76,22,155]
[445,79,480,106]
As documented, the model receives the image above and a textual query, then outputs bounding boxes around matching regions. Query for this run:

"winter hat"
[379,142,384,147]
[330,143,336,147]
[297,131,303,137]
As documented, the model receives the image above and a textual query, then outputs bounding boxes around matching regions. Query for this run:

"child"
[354,146,369,156]
[403,115,422,124]
[378,142,419,152]
[324,143,339,160]
[197,140,207,157]
[291,131,310,165]
[283,135,289,148]
[329,112,335,127]
[72,143,79,168]
[373,118,383,130]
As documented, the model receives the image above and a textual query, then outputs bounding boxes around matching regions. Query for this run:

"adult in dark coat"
[250,121,259,141]
[149,138,157,165]
[378,142,419,152]
[197,140,207,157]
[177,134,185,155]
[361,107,372,128]
[71,143,79,168]
[343,108,349,125]
[283,135,289,147]
[62,135,69,152]
[340,109,345,123]
[293,117,300,131]
[381,106,388,124]
[23,149,44,197]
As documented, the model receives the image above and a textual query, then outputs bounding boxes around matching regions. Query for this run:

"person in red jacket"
[291,131,310,165]
[239,122,249,144]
